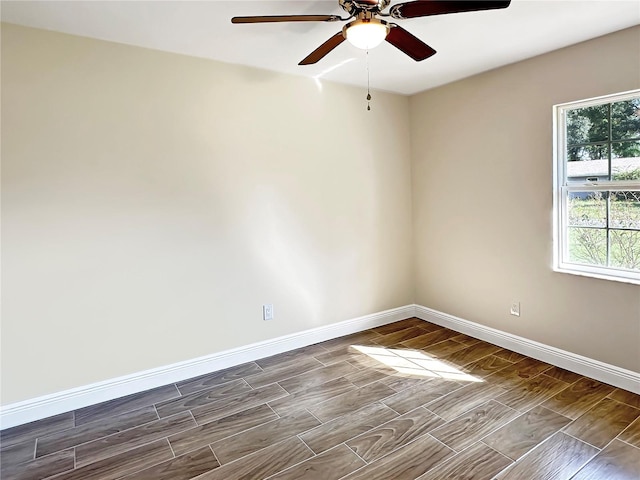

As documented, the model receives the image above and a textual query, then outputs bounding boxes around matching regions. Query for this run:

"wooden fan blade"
[390,1,511,19]
[299,32,345,65]
[385,25,436,61]
[232,15,342,24]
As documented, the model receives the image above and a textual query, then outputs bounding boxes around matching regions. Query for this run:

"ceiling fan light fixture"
[343,18,389,50]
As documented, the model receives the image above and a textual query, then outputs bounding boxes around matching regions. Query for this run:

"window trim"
[552,89,640,285]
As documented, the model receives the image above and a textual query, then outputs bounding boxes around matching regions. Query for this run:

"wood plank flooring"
[1,317,639,480]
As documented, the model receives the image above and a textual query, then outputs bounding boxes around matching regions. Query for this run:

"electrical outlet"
[263,304,274,321]
[510,301,520,317]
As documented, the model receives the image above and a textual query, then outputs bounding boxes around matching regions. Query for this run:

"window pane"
[568,227,606,266]
[566,104,609,145]
[567,143,609,163]
[566,144,609,181]
[612,141,640,180]
[609,229,640,271]
[610,191,640,229]
[568,191,607,227]
[611,98,640,141]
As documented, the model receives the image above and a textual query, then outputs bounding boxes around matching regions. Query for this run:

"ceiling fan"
[232,0,511,65]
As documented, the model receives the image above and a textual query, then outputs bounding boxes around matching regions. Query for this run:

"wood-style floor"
[2,318,640,480]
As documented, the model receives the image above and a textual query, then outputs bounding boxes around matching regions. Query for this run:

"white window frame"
[553,89,640,285]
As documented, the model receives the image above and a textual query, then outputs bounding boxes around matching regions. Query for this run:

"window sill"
[553,265,640,286]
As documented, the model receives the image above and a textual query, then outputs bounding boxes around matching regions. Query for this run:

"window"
[553,90,640,285]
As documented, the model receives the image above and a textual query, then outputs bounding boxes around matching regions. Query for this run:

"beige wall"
[1,24,414,404]
[3,22,640,408]
[411,26,640,372]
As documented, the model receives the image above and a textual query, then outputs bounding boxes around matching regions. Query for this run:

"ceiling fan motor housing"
[339,0,391,16]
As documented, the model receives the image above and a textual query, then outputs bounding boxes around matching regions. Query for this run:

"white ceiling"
[2,0,639,95]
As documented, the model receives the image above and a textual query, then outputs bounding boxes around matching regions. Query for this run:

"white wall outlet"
[263,304,274,321]
[510,301,521,317]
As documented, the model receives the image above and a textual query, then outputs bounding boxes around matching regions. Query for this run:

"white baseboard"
[415,305,640,395]
[4,303,639,429]
[0,305,414,430]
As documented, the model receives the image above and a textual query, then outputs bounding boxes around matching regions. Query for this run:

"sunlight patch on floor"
[352,345,482,383]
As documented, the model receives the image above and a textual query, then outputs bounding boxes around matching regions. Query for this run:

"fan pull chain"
[366,49,371,111]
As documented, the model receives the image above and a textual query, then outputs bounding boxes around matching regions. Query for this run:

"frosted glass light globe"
[345,19,389,50]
